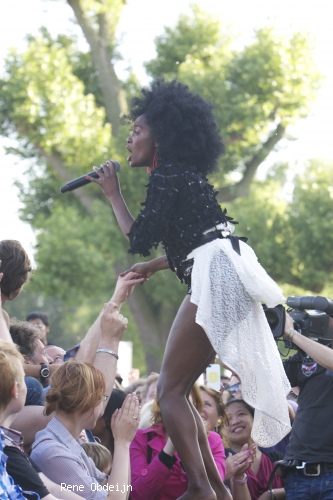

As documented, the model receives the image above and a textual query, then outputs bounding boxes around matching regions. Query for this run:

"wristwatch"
[40,363,50,382]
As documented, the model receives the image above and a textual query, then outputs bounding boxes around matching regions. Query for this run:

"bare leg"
[157,295,230,500]
[188,380,231,499]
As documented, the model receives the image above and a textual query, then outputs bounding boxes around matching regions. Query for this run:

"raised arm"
[76,272,145,364]
[87,160,134,239]
[123,256,170,280]
[283,313,333,370]
[94,301,128,403]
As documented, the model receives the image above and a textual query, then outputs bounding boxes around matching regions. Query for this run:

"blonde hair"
[200,385,228,438]
[0,340,25,411]
[81,442,112,474]
[141,373,159,402]
[138,400,154,430]
[45,360,105,416]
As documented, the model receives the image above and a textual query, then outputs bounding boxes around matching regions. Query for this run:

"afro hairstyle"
[127,78,225,174]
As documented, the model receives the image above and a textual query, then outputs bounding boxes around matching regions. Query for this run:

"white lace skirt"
[187,238,291,447]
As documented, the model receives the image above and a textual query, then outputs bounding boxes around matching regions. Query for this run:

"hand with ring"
[224,443,255,481]
[111,393,140,444]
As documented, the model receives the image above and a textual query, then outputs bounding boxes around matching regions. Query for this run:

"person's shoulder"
[207,431,223,446]
[1,309,10,327]
[4,445,31,469]
[33,418,60,448]
[153,162,197,177]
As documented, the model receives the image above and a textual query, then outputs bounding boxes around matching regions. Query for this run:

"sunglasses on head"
[228,383,240,396]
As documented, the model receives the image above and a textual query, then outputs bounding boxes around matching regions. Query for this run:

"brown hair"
[200,385,228,438]
[81,442,112,474]
[0,240,32,297]
[0,340,25,411]
[9,318,40,361]
[45,360,105,416]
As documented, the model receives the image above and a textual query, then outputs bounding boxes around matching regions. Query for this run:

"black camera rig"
[264,296,333,348]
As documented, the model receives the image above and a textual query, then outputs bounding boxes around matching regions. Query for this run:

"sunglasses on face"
[228,383,240,396]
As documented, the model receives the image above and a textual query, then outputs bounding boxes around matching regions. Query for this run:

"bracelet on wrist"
[96,348,119,360]
[269,488,277,500]
[231,473,248,485]
[286,328,295,342]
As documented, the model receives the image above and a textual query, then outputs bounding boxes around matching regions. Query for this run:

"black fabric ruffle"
[128,162,237,280]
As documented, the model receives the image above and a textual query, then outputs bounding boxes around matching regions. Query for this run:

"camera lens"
[263,304,285,338]
[265,310,279,329]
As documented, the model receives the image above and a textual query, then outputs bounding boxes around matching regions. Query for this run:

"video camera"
[264,296,333,347]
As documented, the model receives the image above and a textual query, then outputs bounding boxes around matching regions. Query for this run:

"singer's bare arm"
[87,160,134,239]
[124,256,170,278]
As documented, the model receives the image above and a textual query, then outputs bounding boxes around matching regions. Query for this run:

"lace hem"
[188,239,291,447]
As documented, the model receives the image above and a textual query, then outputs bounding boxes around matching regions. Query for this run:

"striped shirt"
[30,417,107,500]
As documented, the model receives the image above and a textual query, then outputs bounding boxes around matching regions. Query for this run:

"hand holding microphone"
[60,160,121,193]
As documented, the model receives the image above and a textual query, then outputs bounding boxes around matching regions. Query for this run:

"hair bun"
[46,388,61,403]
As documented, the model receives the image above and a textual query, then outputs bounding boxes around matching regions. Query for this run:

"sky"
[0,0,332,262]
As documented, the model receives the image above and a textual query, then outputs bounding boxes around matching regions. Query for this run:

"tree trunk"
[40,148,167,370]
[67,0,126,135]
[218,123,286,202]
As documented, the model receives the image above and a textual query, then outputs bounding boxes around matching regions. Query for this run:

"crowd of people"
[2,77,333,500]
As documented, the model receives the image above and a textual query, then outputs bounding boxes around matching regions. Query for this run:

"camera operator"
[281,313,333,499]
[283,314,333,371]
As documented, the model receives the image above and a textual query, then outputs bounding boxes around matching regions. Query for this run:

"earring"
[217,419,222,425]
[152,150,158,170]
[147,150,159,175]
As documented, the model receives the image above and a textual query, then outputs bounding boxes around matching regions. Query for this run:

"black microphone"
[60,161,121,193]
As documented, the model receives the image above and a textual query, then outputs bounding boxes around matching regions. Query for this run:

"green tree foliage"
[0,2,323,371]
[228,159,333,296]
[288,159,333,293]
[146,9,321,200]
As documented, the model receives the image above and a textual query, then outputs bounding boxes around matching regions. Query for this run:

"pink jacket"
[130,424,226,500]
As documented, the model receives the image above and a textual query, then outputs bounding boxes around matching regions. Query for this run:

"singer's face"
[127,115,156,168]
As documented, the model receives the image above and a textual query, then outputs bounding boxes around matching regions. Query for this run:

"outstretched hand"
[112,271,147,306]
[122,261,157,280]
[100,302,128,343]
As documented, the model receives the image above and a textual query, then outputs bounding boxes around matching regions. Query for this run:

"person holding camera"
[281,313,333,499]
[283,313,333,370]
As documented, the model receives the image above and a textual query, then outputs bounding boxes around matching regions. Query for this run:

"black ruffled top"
[128,162,236,278]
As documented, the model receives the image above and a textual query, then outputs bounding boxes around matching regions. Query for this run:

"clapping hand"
[111,393,140,445]
[225,443,256,481]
